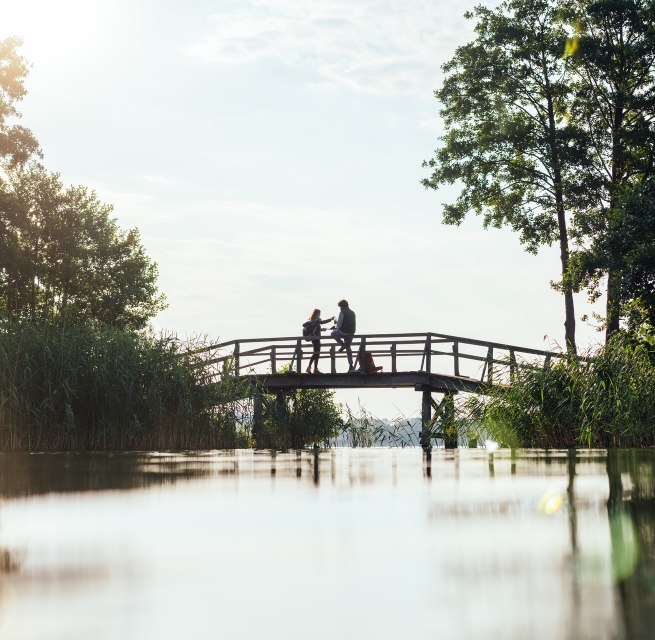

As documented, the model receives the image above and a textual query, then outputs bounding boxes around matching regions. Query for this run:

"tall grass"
[466,337,655,448]
[0,320,251,451]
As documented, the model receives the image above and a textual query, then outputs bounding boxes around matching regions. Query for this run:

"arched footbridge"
[190,332,567,448]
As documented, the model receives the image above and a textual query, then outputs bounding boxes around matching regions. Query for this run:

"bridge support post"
[275,392,289,448]
[443,392,457,449]
[420,390,432,451]
[294,339,302,374]
[253,391,264,448]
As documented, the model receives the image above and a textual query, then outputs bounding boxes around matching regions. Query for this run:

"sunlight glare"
[0,0,123,67]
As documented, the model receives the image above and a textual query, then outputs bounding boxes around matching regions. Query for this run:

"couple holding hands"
[303,299,356,374]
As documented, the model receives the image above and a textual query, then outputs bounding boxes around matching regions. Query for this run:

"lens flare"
[484,439,499,452]
[538,489,564,515]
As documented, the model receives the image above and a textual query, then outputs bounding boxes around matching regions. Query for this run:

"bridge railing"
[187,332,569,386]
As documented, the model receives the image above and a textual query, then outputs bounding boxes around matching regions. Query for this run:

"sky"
[0,0,606,418]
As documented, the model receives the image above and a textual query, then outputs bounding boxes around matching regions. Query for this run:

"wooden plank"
[356,337,366,370]
[295,339,302,374]
[190,333,571,369]
[234,342,240,376]
[237,371,485,394]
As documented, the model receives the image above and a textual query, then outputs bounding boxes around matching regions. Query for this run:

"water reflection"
[0,449,653,639]
[606,450,655,639]
[0,451,225,497]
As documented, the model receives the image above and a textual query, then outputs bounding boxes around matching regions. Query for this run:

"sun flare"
[0,0,122,66]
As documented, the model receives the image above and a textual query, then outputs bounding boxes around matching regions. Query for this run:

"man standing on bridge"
[331,299,356,372]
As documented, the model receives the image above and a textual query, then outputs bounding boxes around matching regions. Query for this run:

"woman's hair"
[308,308,320,320]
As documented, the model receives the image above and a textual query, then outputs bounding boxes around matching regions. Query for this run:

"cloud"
[183,0,481,97]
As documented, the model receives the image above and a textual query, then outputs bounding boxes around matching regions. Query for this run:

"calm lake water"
[0,448,653,639]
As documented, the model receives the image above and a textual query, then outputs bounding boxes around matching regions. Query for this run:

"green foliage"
[423,0,586,350]
[424,0,655,344]
[0,37,40,165]
[467,337,655,448]
[564,0,655,334]
[0,320,251,451]
[0,42,164,330]
[262,385,343,450]
[424,0,586,243]
[0,164,166,328]
[570,179,655,337]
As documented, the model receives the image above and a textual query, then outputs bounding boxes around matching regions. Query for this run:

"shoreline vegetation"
[465,337,655,449]
[0,321,349,452]
[0,321,249,450]
[2,321,655,451]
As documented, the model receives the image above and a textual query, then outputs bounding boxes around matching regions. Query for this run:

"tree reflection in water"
[606,450,655,639]
[0,452,227,497]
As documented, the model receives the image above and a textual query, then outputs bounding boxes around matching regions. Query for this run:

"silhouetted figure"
[304,308,334,374]
[331,299,356,372]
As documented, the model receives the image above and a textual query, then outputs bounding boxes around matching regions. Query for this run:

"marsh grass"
[465,337,655,448]
[0,321,251,451]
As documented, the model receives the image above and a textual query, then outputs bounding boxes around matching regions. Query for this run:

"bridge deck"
[240,370,486,394]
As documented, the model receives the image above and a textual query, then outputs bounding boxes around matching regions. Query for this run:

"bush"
[261,387,343,450]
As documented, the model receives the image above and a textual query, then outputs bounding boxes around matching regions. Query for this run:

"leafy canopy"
[0,163,166,329]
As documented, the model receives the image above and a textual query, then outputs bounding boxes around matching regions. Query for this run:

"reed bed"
[0,321,251,451]
[466,337,655,448]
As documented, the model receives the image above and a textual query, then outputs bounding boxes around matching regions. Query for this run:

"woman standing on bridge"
[304,309,334,374]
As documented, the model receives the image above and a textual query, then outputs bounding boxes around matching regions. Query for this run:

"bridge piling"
[421,390,432,451]
[253,392,263,447]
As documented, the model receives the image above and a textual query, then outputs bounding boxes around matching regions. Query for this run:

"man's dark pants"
[331,329,354,368]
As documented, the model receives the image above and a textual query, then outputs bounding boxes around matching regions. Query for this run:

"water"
[0,448,653,639]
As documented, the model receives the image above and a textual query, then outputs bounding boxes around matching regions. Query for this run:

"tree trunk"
[605,40,625,342]
[557,200,577,354]
[544,64,577,354]
[605,270,620,339]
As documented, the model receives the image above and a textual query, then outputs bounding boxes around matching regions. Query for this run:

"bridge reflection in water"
[192,332,567,448]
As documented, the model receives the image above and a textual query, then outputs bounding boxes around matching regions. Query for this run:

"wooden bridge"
[191,332,566,448]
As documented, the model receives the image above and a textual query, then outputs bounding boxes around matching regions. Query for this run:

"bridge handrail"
[185,331,569,361]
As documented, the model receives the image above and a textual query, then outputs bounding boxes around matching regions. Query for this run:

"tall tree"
[0,164,166,329]
[0,37,40,165]
[423,0,590,352]
[566,0,655,339]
